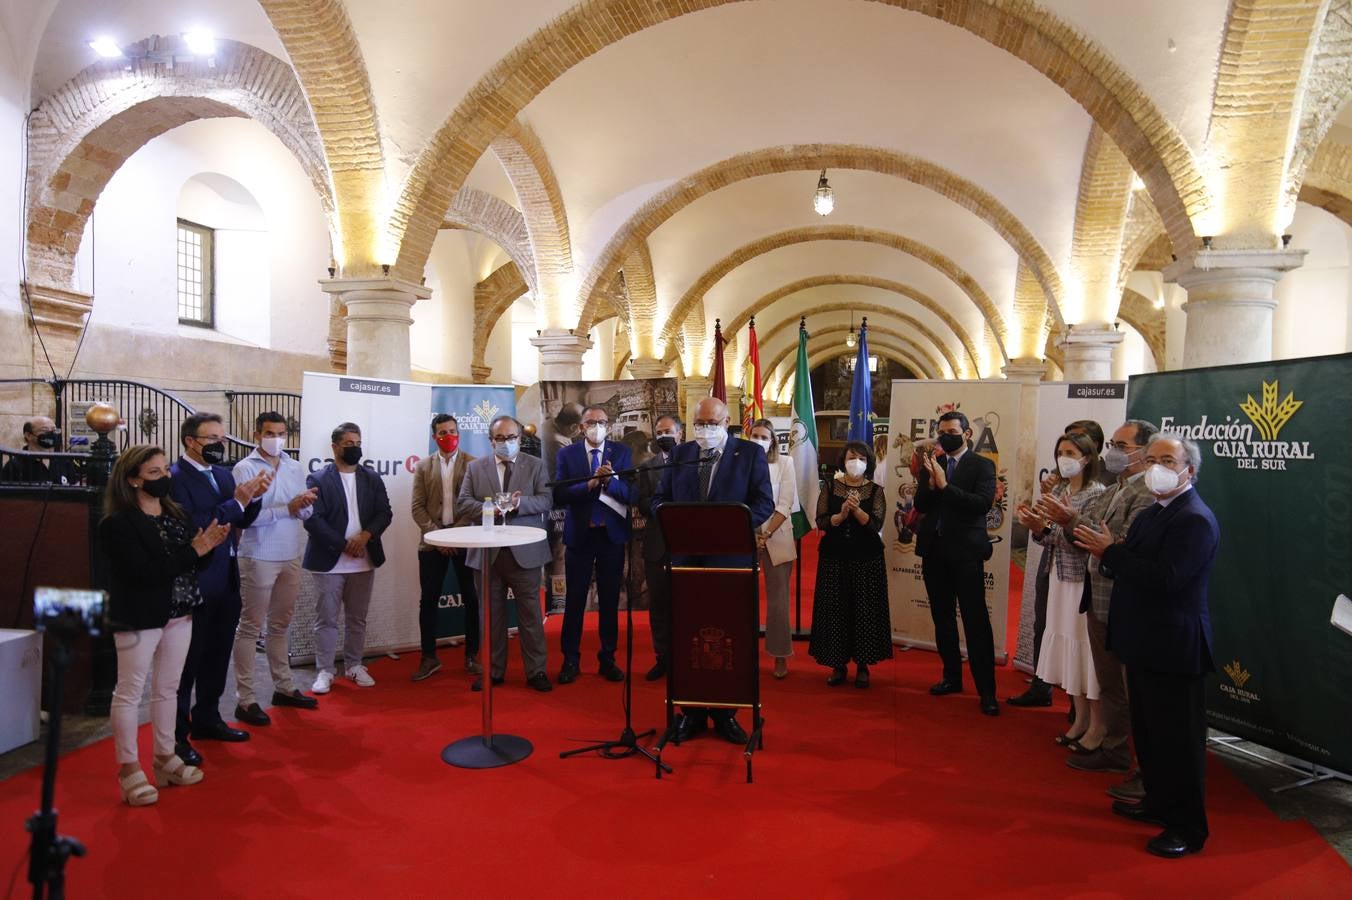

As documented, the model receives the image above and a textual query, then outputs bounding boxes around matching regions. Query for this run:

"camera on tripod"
[32,587,106,637]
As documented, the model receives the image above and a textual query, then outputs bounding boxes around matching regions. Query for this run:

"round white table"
[425,524,547,769]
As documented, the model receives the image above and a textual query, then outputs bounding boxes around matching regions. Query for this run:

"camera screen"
[33,587,107,636]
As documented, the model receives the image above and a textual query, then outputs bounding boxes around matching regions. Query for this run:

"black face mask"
[654,435,678,453]
[339,446,363,466]
[140,476,173,499]
[36,431,60,450]
[937,433,966,454]
[200,441,227,465]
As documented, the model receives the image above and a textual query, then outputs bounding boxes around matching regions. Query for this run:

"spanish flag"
[743,317,763,431]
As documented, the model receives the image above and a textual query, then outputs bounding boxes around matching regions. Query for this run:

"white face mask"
[693,424,724,451]
[585,424,607,446]
[845,458,867,478]
[260,436,285,457]
[751,437,771,451]
[1145,463,1187,495]
[1056,455,1084,478]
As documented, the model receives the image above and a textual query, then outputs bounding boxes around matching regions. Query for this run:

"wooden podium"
[653,502,765,783]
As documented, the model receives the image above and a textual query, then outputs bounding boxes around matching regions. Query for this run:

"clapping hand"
[1014,502,1046,532]
[287,487,318,517]
[1072,521,1115,558]
[922,453,948,490]
[235,470,272,506]
[1040,472,1062,494]
[1036,492,1075,526]
[191,518,231,556]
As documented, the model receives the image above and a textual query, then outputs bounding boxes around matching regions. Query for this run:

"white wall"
[0,16,25,323]
[68,117,332,358]
[420,230,510,379]
[1111,321,1155,379]
[1126,270,1187,371]
[509,293,536,386]
[1274,203,1352,360]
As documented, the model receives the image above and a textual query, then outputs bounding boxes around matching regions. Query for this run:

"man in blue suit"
[554,404,634,684]
[654,396,774,744]
[1075,433,1219,859]
[170,413,269,765]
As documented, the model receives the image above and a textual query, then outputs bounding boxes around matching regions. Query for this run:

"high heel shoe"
[826,667,847,686]
[773,658,789,679]
[154,754,205,788]
[1054,733,1085,747]
[119,769,159,807]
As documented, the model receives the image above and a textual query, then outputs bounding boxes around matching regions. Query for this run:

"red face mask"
[435,433,459,454]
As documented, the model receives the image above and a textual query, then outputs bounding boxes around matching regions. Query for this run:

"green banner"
[1126,354,1352,773]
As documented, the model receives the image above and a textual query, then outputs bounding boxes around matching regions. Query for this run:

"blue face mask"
[494,440,519,460]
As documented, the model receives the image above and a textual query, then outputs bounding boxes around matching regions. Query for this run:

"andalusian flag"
[789,318,819,539]
[742,317,763,431]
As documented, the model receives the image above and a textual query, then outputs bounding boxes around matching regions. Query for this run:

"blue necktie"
[946,456,957,482]
[204,467,220,496]
[590,448,605,526]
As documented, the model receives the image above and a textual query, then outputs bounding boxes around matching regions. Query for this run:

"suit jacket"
[99,509,206,631]
[637,453,671,562]
[455,451,552,570]
[302,463,393,571]
[761,455,798,566]
[411,451,476,550]
[1076,473,1156,621]
[553,440,634,547]
[169,459,260,597]
[1102,487,1218,676]
[913,449,996,562]
[653,437,775,563]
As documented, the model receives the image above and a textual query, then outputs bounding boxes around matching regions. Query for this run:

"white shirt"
[234,449,313,561]
[327,470,372,574]
[438,452,458,526]
[1157,482,1192,508]
[183,455,246,512]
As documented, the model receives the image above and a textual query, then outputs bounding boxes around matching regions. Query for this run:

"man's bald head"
[694,397,729,427]
[23,416,56,451]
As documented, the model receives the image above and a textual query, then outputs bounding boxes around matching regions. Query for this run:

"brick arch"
[1117,288,1166,370]
[489,120,572,280]
[258,0,384,273]
[751,304,959,379]
[1117,192,1170,292]
[386,0,1210,289]
[763,325,943,382]
[442,188,537,294]
[574,144,1067,334]
[1299,139,1352,228]
[1068,127,1135,325]
[472,261,529,382]
[800,346,925,394]
[712,275,981,376]
[1285,0,1352,216]
[24,36,333,288]
[657,226,1009,364]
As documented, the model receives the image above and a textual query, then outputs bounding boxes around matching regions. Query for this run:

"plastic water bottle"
[481,497,494,529]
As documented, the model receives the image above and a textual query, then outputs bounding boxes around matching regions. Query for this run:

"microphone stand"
[554,456,699,773]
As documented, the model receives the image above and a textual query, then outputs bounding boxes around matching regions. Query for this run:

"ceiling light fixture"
[89,37,124,58]
[845,311,856,349]
[813,169,834,216]
[182,30,216,56]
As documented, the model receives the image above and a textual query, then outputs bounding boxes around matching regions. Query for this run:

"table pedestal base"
[441,734,533,769]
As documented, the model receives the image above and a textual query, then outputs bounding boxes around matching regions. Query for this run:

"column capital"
[319,277,429,379]
[1057,325,1123,382]
[470,364,494,384]
[23,281,92,336]
[529,328,593,381]
[1001,357,1048,384]
[627,356,670,379]
[1164,248,1307,288]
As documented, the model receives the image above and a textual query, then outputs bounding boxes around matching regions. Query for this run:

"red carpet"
[2,555,1347,898]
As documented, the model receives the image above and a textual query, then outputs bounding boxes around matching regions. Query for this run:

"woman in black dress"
[809,441,893,687]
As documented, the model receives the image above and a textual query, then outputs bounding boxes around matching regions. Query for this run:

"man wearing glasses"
[553,404,634,685]
[455,415,554,692]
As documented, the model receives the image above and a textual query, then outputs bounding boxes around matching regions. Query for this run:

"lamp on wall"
[88,37,124,58]
[813,169,834,216]
[845,311,856,349]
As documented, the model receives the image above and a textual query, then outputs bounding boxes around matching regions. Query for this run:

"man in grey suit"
[455,415,553,693]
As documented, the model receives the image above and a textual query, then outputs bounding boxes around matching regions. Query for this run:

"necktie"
[699,449,720,500]
[590,449,605,526]
[501,460,513,493]
[945,455,957,482]
[204,467,220,496]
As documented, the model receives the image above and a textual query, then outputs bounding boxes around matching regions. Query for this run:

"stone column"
[470,364,494,385]
[724,384,744,428]
[627,356,670,380]
[529,328,592,381]
[1057,324,1123,382]
[320,277,431,380]
[1002,357,1048,509]
[682,376,712,424]
[1165,249,1306,369]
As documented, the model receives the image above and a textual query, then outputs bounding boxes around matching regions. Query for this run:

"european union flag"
[847,318,873,444]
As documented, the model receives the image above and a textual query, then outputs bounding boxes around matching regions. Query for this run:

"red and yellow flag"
[743,317,763,431]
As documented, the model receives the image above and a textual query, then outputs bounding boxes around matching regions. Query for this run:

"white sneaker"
[312,671,334,694]
[346,665,375,687]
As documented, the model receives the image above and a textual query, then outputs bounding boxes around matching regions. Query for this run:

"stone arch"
[1117,288,1166,370]
[258,0,385,273]
[1068,127,1135,324]
[1299,139,1352,227]
[386,0,1211,287]
[442,188,537,294]
[658,226,1009,363]
[574,144,1067,334]
[763,325,943,382]
[750,304,960,379]
[471,262,529,383]
[1284,0,1352,214]
[489,120,572,280]
[1118,192,1171,291]
[24,37,333,289]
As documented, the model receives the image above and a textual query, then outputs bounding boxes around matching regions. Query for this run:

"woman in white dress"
[749,420,798,678]
[1017,432,1105,751]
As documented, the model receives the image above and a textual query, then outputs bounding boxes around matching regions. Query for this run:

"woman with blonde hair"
[102,445,229,805]
[747,419,798,678]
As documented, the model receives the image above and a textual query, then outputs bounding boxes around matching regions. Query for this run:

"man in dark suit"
[1074,434,1219,859]
[1,416,78,484]
[302,422,393,694]
[554,404,635,685]
[170,413,269,764]
[638,414,683,680]
[914,410,1000,716]
[654,396,774,744]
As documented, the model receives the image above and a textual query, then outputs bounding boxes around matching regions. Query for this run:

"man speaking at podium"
[654,396,774,744]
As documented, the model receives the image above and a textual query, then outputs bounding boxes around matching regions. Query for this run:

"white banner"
[1012,381,1128,672]
[882,381,1021,663]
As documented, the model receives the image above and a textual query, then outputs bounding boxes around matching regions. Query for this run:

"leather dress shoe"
[929,679,963,696]
[1006,686,1053,707]
[673,714,707,743]
[234,703,271,727]
[1112,800,1166,827]
[272,689,319,710]
[1107,772,1145,802]
[173,741,202,767]
[979,695,1000,716]
[714,715,749,744]
[645,660,667,681]
[527,672,553,692]
[191,722,250,742]
[598,661,624,682]
[557,663,579,685]
[1067,747,1132,773]
[470,674,505,692]
[1146,830,1203,859]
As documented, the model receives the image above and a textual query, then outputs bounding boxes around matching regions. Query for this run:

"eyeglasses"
[583,420,608,428]
[1106,441,1139,452]
[489,434,520,444]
